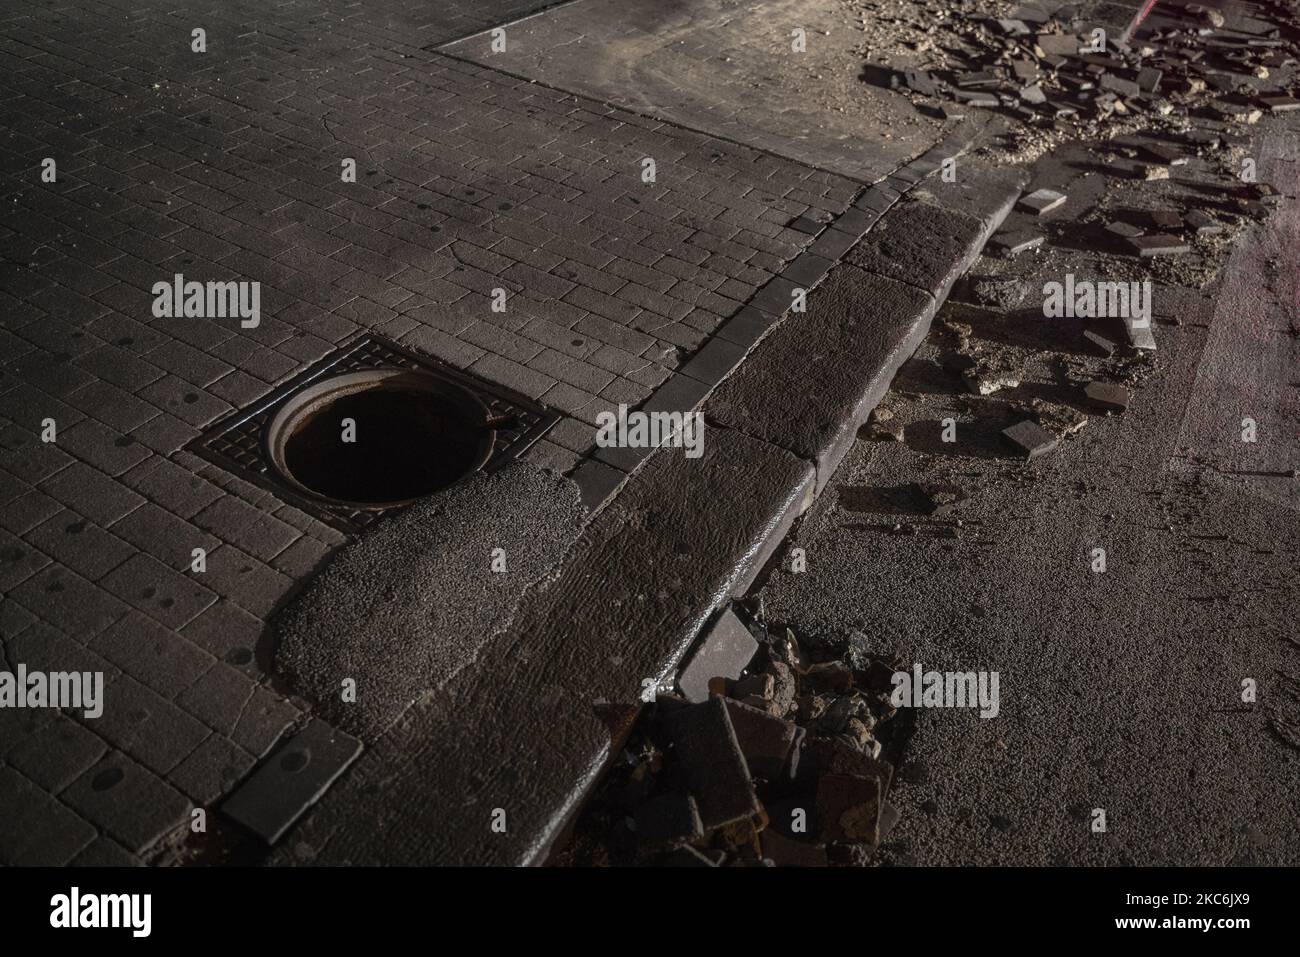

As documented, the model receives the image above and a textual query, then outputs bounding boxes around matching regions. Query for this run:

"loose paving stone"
[721,698,802,782]
[677,609,758,704]
[988,229,1045,255]
[666,696,762,831]
[762,828,828,866]
[62,755,190,854]
[1018,188,1068,215]
[1084,382,1132,412]
[815,772,881,844]
[222,718,361,844]
[1186,210,1224,235]
[1124,317,1158,352]
[1105,221,1145,240]
[1261,94,1300,112]
[1001,420,1060,459]
[1083,329,1120,357]
[1127,234,1192,257]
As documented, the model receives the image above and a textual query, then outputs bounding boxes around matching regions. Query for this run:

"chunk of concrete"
[677,609,758,704]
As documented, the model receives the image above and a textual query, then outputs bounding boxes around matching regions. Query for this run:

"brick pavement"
[0,0,876,863]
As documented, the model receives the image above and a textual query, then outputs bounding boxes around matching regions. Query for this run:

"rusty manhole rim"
[264,368,496,511]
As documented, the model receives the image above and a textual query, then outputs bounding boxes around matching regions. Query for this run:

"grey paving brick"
[90,611,214,700]
[110,502,219,568]
[8,564,128,640]
[231,686,300,758]
[180,599,266,675]
[202,544,294,618]
[39,461,145,526]
[0,767,96,866]
[62,753,190,854]
[99,552,219,631]
[194,495,301,562]
[121,455,224,519]
[175,662,257,737]
[92,673,210,776]
[6,715,107,793]
[222,718,362,843]
[57,417,152,477]
[168,734,256,805]
[71,837,141,867]
[24,510,134,582]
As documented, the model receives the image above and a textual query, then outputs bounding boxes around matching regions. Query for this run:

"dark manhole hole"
[190,335,558,533]
[268,369,491,507]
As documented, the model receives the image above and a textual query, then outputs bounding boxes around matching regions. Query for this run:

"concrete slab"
[442,0,944,182]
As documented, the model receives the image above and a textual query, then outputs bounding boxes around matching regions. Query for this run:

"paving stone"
[24,510,134,582]
[0,767,96,866]
[90,611,214,699]
[8,564,128,639]
[988,229,1046,255]
[666,696,762,831]
[816,773,881,844]
[71,837,141,867]
[1001,419,1060,459]
[168,734,257,805]
[100,552,219,631]
[39,461,145,526]
[1084,381,1132,412]
[845,201,988,298]
[62,754,190,854]
[5,715,107,793]
[721,698,802,782]
[1017,188,1067,215]
[231,686,300,758]
[1083,329,1119,357]
[222,718,362,844]
[677,609,759,704]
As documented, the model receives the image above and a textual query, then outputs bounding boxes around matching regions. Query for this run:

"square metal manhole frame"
[188,334,559,534]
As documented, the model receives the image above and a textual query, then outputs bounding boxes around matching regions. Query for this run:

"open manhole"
[190,336,558,532]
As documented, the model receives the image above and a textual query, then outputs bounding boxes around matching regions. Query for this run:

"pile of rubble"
[560,608,906,866]
[868,0,1300,153]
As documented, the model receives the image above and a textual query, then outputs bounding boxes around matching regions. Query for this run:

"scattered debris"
[1018,187,1067,215]
[1001,419,1060,459]
[1084,381,1131,412]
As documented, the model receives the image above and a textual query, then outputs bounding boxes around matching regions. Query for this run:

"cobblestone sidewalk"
[0,0,884,864]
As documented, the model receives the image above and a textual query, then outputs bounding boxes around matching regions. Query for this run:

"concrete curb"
[269,161,1026,866]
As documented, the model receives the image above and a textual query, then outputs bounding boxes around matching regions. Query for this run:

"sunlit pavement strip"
[2,0,996,865]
